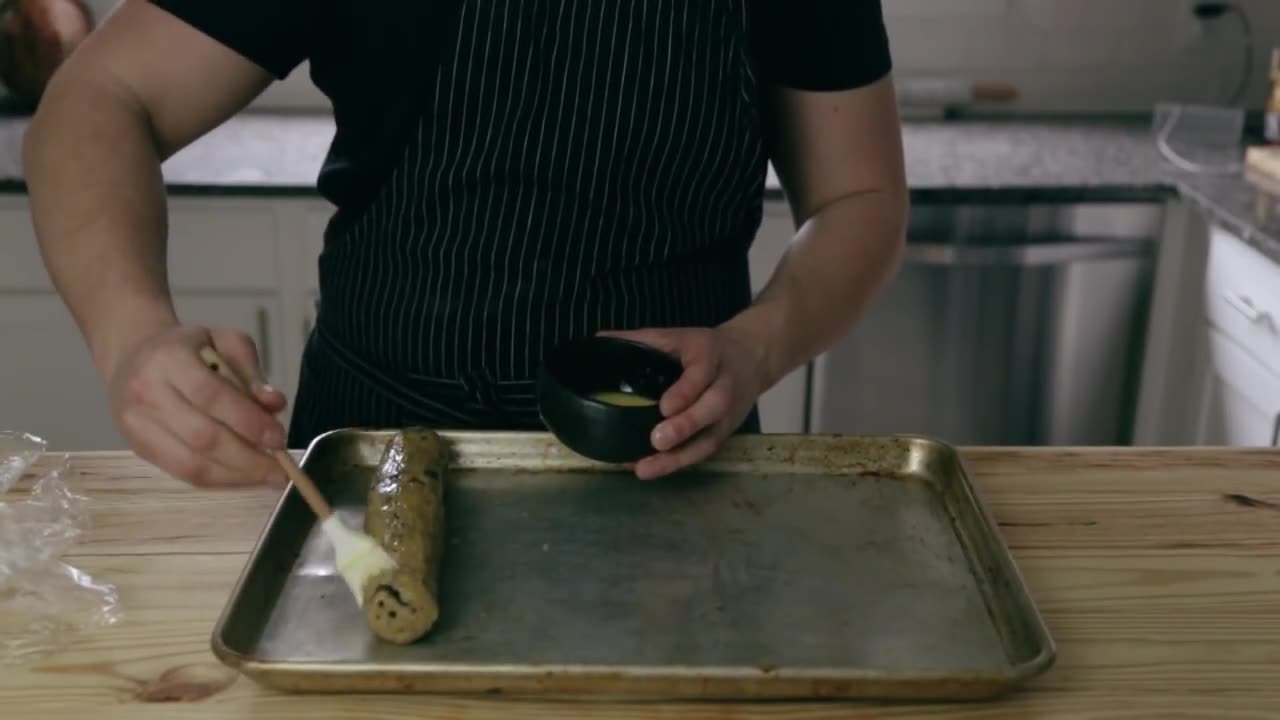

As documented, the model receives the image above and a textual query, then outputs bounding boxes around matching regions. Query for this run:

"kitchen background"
[3,0,1279,451]
[76,0,1280,113]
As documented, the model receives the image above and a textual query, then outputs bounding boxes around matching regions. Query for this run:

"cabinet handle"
[905,237,1152,267]
[1221,292,1274,328]
[255,306,272,378]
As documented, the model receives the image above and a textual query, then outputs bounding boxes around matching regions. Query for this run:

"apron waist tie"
[308,324,541,428]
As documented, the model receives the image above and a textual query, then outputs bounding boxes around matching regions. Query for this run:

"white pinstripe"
[461,3,503,372]
[586,0,626,335]
[474,3,519,375]
[352,178,380,351]
[381,110,411,363]
[534,0,584,355]
[510,0,570,376]
[491,6,540,379]
[413,73,446,371]
[393,118,423,364]
[705,16,755,247]
[425,3,472,374]
[418,59,451,372]
[604,0,643,331]
[643,0,690,336]
[560,0,611,343]
[443,5,485,377]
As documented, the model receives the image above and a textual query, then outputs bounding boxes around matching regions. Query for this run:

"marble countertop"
[1,113,1276,261]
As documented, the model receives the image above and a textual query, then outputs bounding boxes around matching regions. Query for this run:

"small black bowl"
[538,335,683,463]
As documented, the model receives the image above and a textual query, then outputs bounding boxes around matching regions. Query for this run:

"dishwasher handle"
[905,236,1154,267]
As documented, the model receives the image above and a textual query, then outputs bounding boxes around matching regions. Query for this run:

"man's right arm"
[23,0,290,485]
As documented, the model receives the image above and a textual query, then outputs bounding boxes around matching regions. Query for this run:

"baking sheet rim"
[209,429,1057,698]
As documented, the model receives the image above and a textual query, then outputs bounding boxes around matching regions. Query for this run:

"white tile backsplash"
[887,21,1048,73]
[884,0,1279,113]
[885,0,1010,18]
[1018,0,1171,29]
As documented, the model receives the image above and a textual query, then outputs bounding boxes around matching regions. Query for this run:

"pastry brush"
[197,345,396,607]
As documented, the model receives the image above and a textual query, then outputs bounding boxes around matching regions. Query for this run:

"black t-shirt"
[150,0,892,209]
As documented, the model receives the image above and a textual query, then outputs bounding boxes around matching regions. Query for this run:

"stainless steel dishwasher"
[808,200,1165,446]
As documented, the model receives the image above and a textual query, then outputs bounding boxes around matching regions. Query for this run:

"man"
[24,0,908,487]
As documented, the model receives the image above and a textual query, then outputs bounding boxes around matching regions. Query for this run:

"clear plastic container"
[1152,103,1245,174]
[0,432,122,663]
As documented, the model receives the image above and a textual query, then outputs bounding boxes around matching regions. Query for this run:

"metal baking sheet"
[211,430,1055,700]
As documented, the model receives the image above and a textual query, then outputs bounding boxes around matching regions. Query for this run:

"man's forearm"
[724,189,908,390]
[24,72,178,378]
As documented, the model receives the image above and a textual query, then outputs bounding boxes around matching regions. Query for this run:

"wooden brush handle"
[197,346,334,520]
[971,82,1019,103]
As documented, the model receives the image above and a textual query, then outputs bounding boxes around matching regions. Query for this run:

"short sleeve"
[749,0,893,92]
[149,0,311,80]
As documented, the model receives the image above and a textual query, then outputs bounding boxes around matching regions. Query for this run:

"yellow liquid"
[589,390,658,407]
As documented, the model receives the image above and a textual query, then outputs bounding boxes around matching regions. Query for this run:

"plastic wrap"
[0,431,121,663]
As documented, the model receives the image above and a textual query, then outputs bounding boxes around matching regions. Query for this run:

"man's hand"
[106,325,289,488]
[599,324,772,481]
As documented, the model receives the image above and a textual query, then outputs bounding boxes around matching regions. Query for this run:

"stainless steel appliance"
[809,200,1165,446]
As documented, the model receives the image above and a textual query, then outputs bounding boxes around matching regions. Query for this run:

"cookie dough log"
[362,430,450,644]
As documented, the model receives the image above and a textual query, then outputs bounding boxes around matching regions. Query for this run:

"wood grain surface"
[2,447,1278,719]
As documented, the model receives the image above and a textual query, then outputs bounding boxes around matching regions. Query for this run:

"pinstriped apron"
[289,0,768,446]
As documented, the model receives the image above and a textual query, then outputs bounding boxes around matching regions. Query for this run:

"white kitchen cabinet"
[0,292,285,451]
[0,194,296,450]
[1186,223,1280,447]
[0,196,281,291]
[1196,327,1280,447]
[1134,207,1280,447]
[1204,223,1280,377]
[0,294,112,450]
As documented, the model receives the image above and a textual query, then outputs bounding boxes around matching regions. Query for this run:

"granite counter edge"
[0,178,1175,203]
[0,177,1274,263]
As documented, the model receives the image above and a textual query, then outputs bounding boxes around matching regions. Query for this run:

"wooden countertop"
[2,448,1278,718]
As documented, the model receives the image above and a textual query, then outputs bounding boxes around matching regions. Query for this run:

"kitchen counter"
[4,114,1174,195]
[2,447,1278,718]
[1,113,1278,261]
[1176,172,1280,262]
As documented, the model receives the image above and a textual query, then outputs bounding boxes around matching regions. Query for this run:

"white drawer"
[1205,224,1280,376]
[167,198,280,290]
[1204,327,1280,447]
[0,196,279,291]
[0,196,57,288]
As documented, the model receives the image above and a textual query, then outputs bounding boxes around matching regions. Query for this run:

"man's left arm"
[732,74,909,401]
[613,74,908,480]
